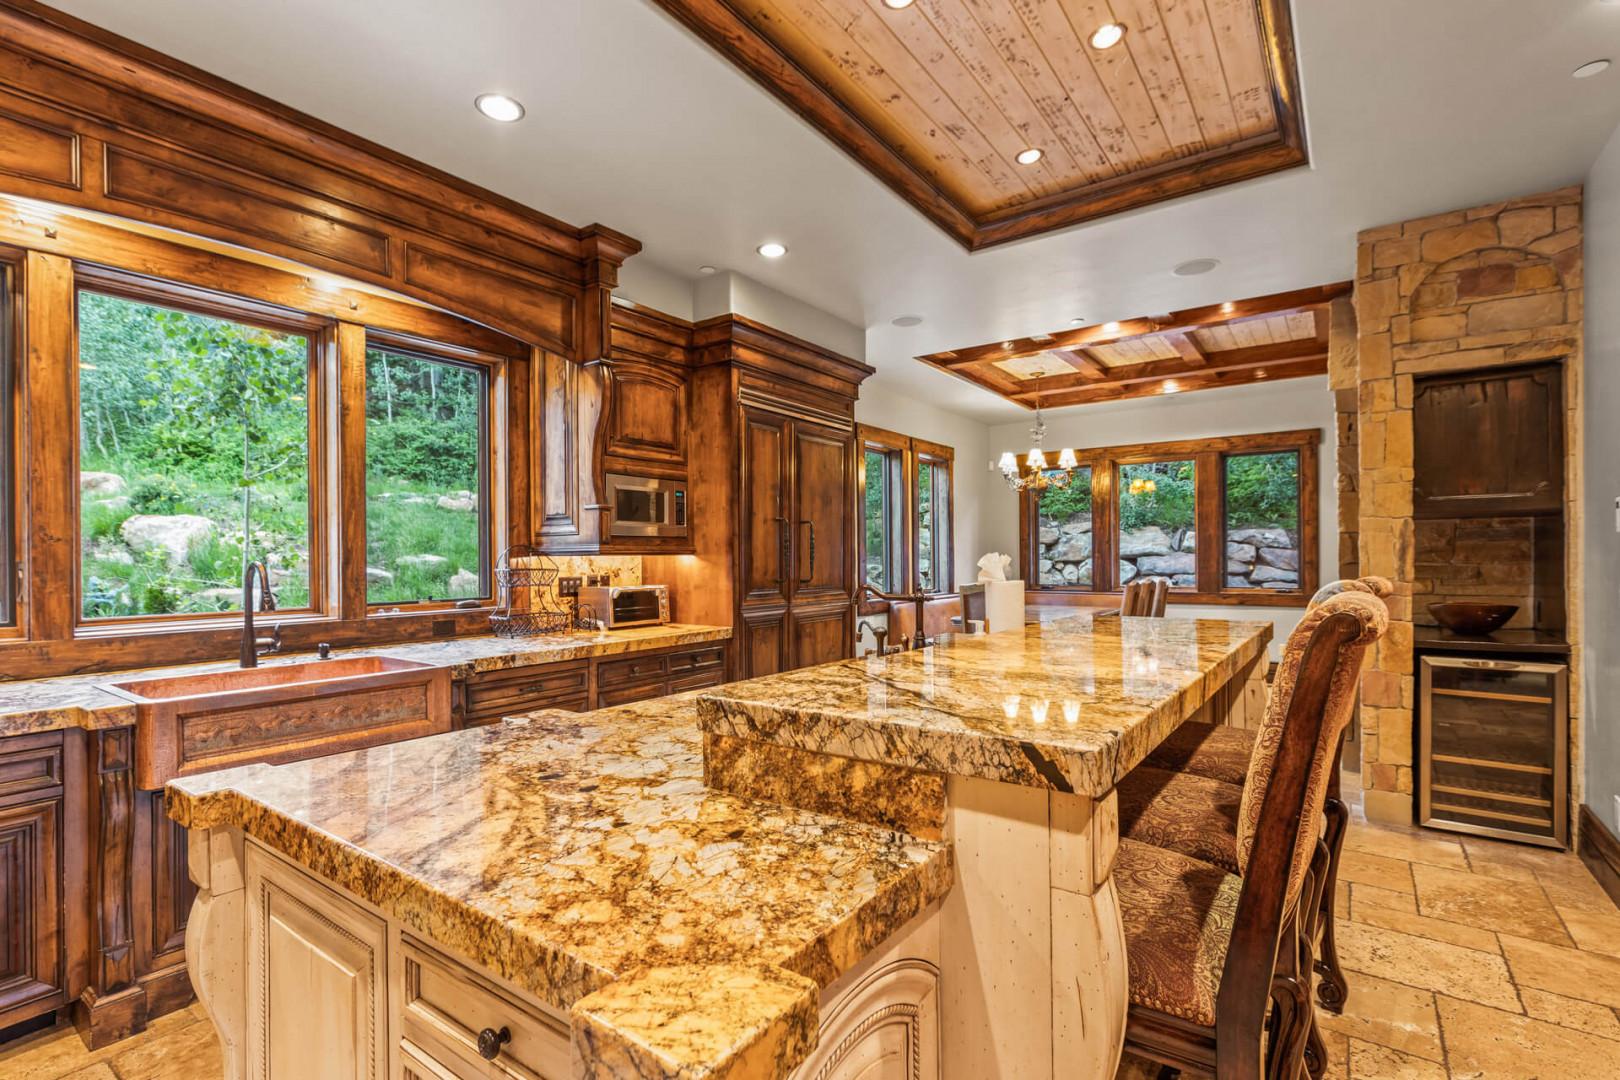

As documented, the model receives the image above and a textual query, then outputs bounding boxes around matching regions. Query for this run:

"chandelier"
[997,372,1079,492]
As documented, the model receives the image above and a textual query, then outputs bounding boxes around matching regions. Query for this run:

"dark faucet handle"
[317,642,332,660]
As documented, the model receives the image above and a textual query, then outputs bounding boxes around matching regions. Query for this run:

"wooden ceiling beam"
[1164,332,1206,364]
[1050,348,1110,381]
[1007,339,1327,400]
[922,282,1351,368]
[1035,356,1329,408]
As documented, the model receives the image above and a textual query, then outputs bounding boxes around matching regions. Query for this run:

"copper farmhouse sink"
[103,656,452,790]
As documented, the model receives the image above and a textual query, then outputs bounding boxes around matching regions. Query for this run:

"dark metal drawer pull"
[477,1026,511,1061]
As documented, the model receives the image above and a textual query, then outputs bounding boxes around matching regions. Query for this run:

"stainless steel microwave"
[578,584,669,629]
[605,472,687,538]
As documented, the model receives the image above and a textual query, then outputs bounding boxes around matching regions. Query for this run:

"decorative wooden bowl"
[1428,602,1518,636]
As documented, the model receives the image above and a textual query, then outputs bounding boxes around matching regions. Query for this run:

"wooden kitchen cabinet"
[0,731,79,1033]
[245,843,388,1080]
[459,661,592,726]
[457,643,732,726]
[734,405,859,678]
[1413,363,1564,518]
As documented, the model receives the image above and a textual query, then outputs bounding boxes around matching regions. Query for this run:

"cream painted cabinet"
[792,959,940,1080]
[245,844,388,1080]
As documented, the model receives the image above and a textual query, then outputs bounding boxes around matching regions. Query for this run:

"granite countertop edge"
[0,623,733,738]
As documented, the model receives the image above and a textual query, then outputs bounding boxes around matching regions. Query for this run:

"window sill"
[1027,589,1311,610]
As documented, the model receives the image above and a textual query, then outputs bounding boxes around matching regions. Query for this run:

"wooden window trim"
[0,249,19,637]
[912,438,955,597]
[1019,428,1320,609]
[0,201,534,676]
[73,268,335,630]
[857,425,908,615]
[855,424,956,614]
[359,330,507,612]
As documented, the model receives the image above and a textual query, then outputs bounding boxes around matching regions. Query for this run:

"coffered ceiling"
[650,0,1307,249]
[919,282,1350,407]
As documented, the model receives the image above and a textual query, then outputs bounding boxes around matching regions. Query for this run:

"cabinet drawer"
[464,664,591,721]
[595,681,666,708]
[398,935,570,1080]
[0,733,64,801]
[670,668,726,694]
[665,646,725,675]
[597,654,668,686]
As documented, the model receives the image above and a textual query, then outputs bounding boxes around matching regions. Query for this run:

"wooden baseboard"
[1577,804,1620,909]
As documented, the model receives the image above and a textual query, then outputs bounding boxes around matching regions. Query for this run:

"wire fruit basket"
[490,545,572,637]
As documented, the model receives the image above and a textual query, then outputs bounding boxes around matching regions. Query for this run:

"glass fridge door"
[1419,656,1568,847]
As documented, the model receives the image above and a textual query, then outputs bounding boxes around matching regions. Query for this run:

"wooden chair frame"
[1122,608,1367,1079]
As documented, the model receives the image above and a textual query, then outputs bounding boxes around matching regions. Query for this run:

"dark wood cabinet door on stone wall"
[1413,364,1564,518]
[791,421,855,606]
[740,407,792,607]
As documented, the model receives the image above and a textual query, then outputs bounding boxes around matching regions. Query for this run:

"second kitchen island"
[169,613,1270,1079]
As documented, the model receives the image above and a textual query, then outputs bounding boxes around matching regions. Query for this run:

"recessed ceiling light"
[757,241,787,258]
[1220,301,1236,314]
[474,93,525,122]
[1161,379,1181,394]
[1016,147,1044,166]
[1173,257,1220,276]
[882,0,915,7]
[891,314,924,327]
[1069,317,1086,326]
[1089,23,1126,49]
[1573,59,1612,79]
[1102,321,1121,334]
[698,265,717,275]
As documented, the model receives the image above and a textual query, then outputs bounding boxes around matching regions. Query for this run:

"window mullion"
[336,322,368,620]
[1195,452,1222,594]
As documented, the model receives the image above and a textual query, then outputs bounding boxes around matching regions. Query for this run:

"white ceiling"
[47,0,1620,422]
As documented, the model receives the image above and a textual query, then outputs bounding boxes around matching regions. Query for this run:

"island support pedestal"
[940,777,1125,1080]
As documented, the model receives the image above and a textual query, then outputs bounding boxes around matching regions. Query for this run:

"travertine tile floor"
[4,814,1618,1080]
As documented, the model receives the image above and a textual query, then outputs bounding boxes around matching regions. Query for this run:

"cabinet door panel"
[740,607,788,680]
[0,797,64,1026]
[740,408,791,605]
[1413,364,1562,516]
[604,359,687,469]
[791,959,939,1080]
[246,844,386,1080]
[791,421,854,605]
[790,604,853,672]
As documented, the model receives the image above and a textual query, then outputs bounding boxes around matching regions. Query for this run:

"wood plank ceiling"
[650,0,1307,248]
[918,282,1352,407]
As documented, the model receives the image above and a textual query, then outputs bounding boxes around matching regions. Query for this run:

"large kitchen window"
[364,341,490,604]
[65,264,513,637]
[77,283,319,619]
[857,424,955,612]
[1020,430,1318,605]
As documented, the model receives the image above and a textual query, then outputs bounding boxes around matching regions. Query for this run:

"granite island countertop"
[166,690,952,1078]
[0,623,731,738]
[699,614,1273,796]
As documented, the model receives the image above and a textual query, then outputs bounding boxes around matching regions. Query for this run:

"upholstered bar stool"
[1113,592,1388,1079]
[1124,575,1392,1013]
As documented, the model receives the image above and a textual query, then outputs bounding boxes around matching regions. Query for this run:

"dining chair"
[1112,590,1388,1079]
[1121,577,1169,617]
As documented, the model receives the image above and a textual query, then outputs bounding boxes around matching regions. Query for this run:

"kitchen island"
[170,614,1271,1079]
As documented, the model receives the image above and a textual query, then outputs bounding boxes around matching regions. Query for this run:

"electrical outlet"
[557,576,582,598]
